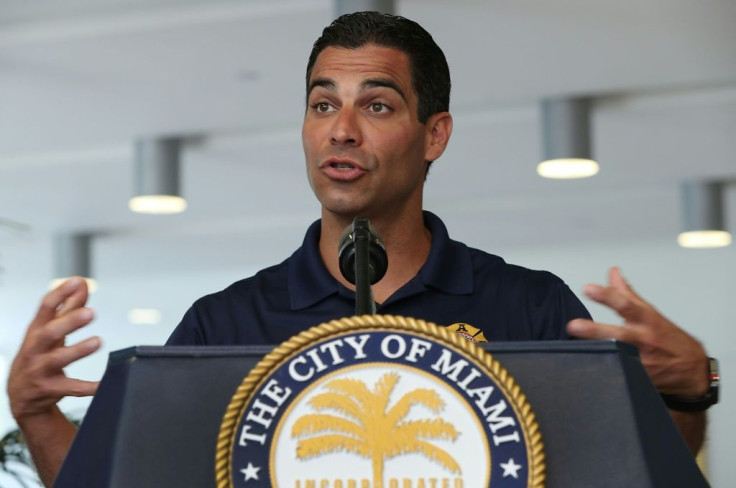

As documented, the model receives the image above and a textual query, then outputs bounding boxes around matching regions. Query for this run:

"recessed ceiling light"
[677,230,732,248]
[540,97,599,179]
[679,182,732,248]
[128,195,187,214]
[130,138,187,215]
[537,159,599,179]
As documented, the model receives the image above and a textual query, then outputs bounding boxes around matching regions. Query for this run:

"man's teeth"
[331,163,354,169]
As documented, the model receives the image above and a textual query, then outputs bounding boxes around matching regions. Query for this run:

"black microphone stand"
[352,217,376,315]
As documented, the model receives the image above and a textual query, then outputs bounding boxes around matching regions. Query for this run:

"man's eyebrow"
[307,77,407,102]
[307,78,335,96]
[362,78,407,101]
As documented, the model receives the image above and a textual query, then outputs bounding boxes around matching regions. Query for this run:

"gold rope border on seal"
[214,314,545,488]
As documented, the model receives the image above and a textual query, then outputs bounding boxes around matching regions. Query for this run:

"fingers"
[8,336,102,419]
[608,266,645,302]
[608,266,628,291]
[33,278,88,327]
[57,279,89,317]
[27,308,95,355]
[578,268,711,401]
[53,378,100,398]
[10,376,99,418]
[43,337,101,372]
[9,281,100,421]
[583,285,650,323]
[567,319,646,344]
[583,268,650,323]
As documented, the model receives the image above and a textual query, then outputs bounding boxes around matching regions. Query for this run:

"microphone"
[338,217,388,285]
[338,217,388,315]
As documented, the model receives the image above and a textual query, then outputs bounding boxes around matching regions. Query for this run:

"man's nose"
[330,107,362,147]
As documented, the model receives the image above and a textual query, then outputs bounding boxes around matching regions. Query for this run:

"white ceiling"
[0,0,735,326]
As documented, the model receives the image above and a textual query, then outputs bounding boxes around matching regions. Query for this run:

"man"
[7,12,712,487]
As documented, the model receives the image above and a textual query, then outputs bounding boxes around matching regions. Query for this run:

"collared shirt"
[166,212,591,345]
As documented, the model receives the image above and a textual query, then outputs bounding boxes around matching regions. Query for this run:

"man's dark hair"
[306,11,451,124]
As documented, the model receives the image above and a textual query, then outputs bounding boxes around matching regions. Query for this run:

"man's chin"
[319,198,373,222]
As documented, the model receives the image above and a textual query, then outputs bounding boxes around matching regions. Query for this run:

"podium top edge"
[109,340,637,363]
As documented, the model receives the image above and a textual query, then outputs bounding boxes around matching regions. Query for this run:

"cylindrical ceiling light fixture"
[538,97,599,179]
[50,233,98,292]
[129,137,187,214]
[335,0,395,16]
[678,181,732,248]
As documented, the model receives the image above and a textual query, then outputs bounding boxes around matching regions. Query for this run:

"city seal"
[215,315,544,488]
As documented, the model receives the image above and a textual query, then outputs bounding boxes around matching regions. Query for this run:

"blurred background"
[0,0,734,484]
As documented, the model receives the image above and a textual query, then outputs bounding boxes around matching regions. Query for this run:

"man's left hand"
[566,266,708,398]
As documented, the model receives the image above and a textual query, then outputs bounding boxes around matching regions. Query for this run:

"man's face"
[302,45,436,221]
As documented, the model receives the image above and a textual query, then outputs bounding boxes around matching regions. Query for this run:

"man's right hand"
[8,277,101,422]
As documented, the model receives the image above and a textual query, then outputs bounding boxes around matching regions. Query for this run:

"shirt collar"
[288,219,338,311]
[288,211,473,311]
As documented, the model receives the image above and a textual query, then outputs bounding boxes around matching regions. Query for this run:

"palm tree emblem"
[291,372,461,488]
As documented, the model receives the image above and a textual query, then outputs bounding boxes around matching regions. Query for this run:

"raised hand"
[7,277,102,486]
[8,277,101,420]
[566,267,708,397]
[566,267,709,454]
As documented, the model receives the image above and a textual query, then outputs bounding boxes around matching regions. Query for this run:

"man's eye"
[313,102,334,113]
[369,103,389,113]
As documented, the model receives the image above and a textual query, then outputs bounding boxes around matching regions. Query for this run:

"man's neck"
[319,209,432,305]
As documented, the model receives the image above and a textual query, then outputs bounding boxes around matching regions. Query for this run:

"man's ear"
[424,112,453,162]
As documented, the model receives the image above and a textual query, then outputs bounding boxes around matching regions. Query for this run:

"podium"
[53,341,709,487]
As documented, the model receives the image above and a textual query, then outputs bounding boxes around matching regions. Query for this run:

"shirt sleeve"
[165,305,206,345]
[526,276,592,340]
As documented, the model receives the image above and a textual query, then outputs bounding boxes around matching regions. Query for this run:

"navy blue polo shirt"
[166,212,590,345]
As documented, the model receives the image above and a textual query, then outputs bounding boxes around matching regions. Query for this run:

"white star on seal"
[240,462,261,481]
[500,458,522,479]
